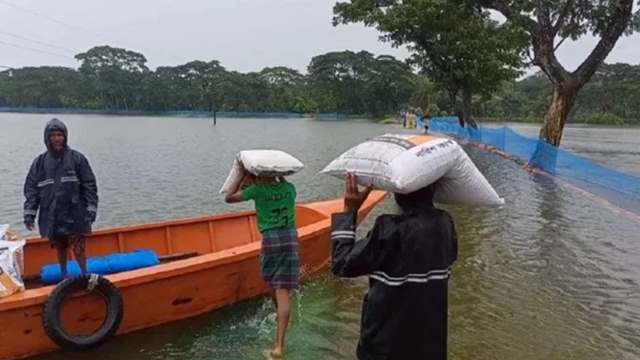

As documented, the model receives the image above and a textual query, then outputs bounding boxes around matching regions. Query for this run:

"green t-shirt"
[242,181,297,232]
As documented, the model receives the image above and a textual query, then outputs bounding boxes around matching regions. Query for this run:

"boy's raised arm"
[225,169,253,203]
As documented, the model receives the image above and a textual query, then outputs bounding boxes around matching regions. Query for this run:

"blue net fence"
[429,117,640,215]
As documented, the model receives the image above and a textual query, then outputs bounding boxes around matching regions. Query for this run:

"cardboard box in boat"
[0,267,22,298]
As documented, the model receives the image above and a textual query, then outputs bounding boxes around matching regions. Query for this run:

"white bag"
[0,225,25,298]
[321,134,504,206]
[219,150,304,194]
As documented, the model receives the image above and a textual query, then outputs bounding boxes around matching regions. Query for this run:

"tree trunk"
[488,0,633,147]
[461,85,478,129]
[529,83,579,172]
[539,84,578,146]
[447,88,457,115]
[448,87,464,127]
[209,102,217,126]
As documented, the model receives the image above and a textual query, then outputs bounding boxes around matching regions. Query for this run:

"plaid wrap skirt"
[260,227,300,289]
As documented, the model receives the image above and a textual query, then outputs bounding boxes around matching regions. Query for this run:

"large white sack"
[219,150,304,194]
[321,134,504,206]
[0,225,25,298]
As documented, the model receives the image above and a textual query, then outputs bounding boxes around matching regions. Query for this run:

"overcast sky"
[1,0,638,74]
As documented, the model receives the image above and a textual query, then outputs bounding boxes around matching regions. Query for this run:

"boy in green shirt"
[225,167,299,358]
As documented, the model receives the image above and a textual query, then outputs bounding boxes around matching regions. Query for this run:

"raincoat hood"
[44,118,68,153]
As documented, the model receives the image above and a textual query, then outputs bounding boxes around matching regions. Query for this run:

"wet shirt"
[242,181,296,232]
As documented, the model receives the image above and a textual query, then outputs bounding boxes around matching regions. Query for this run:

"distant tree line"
[475,63,640,125]
[1,46,639,124]
[0,46,415,118]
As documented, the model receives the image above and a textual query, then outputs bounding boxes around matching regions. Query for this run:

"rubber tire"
[42,275,123,350]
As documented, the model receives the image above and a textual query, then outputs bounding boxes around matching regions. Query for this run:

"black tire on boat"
[42,274,123,350]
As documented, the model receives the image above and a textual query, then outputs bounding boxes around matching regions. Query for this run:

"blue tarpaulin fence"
[430,117,640,214]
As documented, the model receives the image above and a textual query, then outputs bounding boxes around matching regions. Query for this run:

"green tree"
[155,65,192,110]
[222,71,271,112]
[0,66,82,108]
[75,45,150,110]
[365,55,416,116]
[574,63,640,120]
[497,72,552,121]
[411,75,437,115]
[138,71,172,111]
[475,63,640,125]
[334,0,527,127]
[308,50,371,113]
[474,0,639,145]
[177,60,228,116]
[308,50,415,116]
[259,67,308,112]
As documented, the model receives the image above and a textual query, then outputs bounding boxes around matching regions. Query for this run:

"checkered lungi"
[260,227,300,289]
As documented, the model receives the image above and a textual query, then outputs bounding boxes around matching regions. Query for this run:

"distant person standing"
[423,113,431,134]
[24,118,98,279]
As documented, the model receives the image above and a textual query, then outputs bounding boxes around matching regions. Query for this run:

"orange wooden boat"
[0,191,387,360]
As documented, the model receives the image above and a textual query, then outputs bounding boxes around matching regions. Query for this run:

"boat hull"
[0,192,386,359]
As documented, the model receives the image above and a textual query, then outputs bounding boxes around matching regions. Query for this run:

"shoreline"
[1,108,637,127]
[0,108,377,121]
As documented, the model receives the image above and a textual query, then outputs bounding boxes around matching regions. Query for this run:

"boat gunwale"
[20,208,261,247]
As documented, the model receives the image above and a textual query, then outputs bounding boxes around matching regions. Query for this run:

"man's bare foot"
[270,346,283,358]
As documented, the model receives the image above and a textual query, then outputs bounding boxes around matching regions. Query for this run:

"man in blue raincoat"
[23,118,98,279]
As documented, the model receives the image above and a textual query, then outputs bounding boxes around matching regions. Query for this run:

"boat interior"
[20,204,330,288]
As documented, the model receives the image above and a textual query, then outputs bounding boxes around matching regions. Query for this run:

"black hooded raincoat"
[23,118,98,239]
[331,204,457,360]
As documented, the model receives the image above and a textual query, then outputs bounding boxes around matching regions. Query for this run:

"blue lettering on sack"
[415,140,454,157]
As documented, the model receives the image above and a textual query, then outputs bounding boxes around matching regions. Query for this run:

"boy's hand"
[226,172,252,204]
[239,173,254,189]
[344,173,372,213]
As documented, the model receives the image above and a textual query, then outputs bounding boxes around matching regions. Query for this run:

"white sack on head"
[219,150,304,194]
[321,134,504,206]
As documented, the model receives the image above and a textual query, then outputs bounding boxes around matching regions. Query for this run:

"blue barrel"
[106,250,159,272]
[40,249,160,284]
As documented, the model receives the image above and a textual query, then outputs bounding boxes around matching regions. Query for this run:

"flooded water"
[1,114,639,360]
[508,123,640,177]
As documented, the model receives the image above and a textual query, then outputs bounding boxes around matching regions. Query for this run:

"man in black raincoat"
[24,118,98,279]
[331,174,457,360]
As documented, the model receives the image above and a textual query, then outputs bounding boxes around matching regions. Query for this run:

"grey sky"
[1,0,638,74]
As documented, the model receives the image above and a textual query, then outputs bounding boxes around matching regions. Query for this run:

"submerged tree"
[475,0,638,145]
[335,0,638,145]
